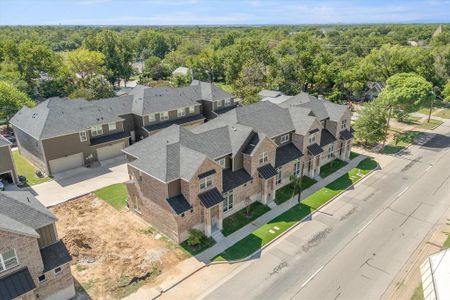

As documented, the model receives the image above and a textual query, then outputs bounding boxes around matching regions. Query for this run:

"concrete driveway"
[30,156,129,207]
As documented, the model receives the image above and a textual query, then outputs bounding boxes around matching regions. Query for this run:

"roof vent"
[231,126,237,132]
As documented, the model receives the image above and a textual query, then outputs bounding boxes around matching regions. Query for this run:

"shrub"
[187,229,205,247]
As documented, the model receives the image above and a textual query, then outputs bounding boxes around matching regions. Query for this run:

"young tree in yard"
[353,102,388,145]
[0,81,34,127]
[289,173,304,204]
[377,73,433,147]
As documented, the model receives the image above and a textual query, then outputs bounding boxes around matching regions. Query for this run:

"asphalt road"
[201,127,450,300]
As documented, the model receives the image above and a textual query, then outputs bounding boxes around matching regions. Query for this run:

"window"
[280,134,289,144]
[328,144,335,159]
[294,160,301,176]
[309,134,316,144]
[224,98,231,106]
[79,131,87,142]
[148,113,156,122]
[341,119,347,130]
[160,111,169,121]
[108,122,116,131]
[216,100,223,108]
[276,168,282,185]
[177,108,186,117]
[38,274,46,283]
[199,175,213,190]
[223,191,234,212]
[0,249,18,272]
[90,125,103,136]
[189,106,195,114]
[259,152,268,164]
[54,267,62,275]
[217,158,226,168]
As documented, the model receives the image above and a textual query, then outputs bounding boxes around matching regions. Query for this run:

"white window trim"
[217,158,226,168]
[216,100,223,108]
[160,111,169,121]
[223,191,234,212]
[259,152,268,164]
[79,131,87,142]
[178,108,186,117]
[309,134,316,144]
[224,98,231,106]
[108,122,117,131]
[280,134,289,144]
[38,274,47,283]
[199,175,213,190]
[148,113,156,122]
[90,125,103,137]
[294,160,301,176]
[189,106,195,114]
[0,249,19,273]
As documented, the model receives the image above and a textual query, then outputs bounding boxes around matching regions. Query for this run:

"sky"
[0,0,449,26]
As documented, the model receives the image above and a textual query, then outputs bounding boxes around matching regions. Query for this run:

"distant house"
[0,135,18,186]
[364,81,385,101]
[10,81,235,176]
[172,67,189,77]
[0,191,75,300]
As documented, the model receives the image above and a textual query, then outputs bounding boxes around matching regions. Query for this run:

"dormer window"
[200,175,213,190]
[309,134,316,144]
[217,158,226,168]
[177,108,186,117]
[341,119,347,130]
[0,249,18,272]
[91,125,103,136]
[280,134,289,144]
[259,152,268,164]
[108,122,116,131]
[189,106,195,114]
[79,131,87,142]
[160,111,169,121]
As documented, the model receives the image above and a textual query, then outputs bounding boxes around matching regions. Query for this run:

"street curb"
[152,160,379,299]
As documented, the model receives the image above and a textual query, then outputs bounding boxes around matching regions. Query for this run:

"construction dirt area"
[51,194,189,299]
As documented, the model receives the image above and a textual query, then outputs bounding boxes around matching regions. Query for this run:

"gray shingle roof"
[191,81,233,102]
[10,98,123,140]
[0,191,56,237]
[0,135,11,147]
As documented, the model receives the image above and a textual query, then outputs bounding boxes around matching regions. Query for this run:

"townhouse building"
[123,95,353,243]
[10,81,235,176]
[0,191,74,300]
[0,136,18,185]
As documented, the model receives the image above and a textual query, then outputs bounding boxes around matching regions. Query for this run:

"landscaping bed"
[94,183,128,210]
[12,151,51,186]
[417,119,444,130]
[275,176,317,205]
[319,159,348,178]
[52,194,189,299]
[221,202,271,236]
[180,235,216,256]
[214,158,377,262]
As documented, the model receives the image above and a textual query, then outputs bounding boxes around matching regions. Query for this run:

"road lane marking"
[300,266,324,288]
[397,186,409,198]
[357,218,374,235]
[424,165,432,173]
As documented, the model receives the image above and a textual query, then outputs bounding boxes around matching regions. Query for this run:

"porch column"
[204,207,212,237]
[218,203,224,230]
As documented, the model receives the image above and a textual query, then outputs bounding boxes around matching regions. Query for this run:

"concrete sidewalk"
[195,155,367,262]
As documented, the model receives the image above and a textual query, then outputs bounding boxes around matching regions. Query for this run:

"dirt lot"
[51,194,189,299]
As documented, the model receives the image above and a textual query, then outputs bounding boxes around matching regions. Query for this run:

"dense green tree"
[66,49,106,84]
[0,81,35,126]
[353,102,388,145]
[443,81,450,102]
[143,56,166,80]
[69,77,115,100]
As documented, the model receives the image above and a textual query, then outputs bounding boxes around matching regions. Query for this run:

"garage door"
[49,153,83,174]
[97,142,125,161]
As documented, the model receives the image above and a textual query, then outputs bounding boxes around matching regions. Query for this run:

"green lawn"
[319,159,348,178]
[274,176,317,205]
[382,131,422,155]
[411,284,424,300]
[443,234,450,250]
[222,202,271,236]
[94,183,128,210]
[350,151,360,160]
[180,236,216,256]
[12,151,51,186]
[434,108,450,119]
[214,158,377,261]
[417,119,443,130]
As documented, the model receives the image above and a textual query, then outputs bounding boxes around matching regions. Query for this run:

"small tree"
[353,102,388,145]
[289,172,304,205]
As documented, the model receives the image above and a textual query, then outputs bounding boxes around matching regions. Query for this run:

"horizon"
[1,0,449,26]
